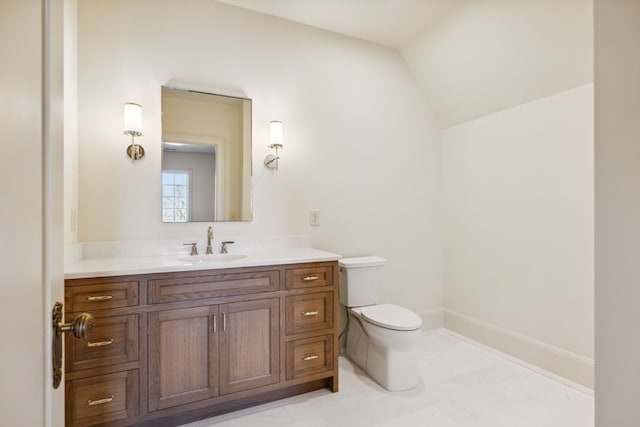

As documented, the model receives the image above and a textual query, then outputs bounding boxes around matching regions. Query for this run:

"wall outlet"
[309,210,320,226]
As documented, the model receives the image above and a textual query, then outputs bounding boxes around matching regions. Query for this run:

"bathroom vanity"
[63,249,339,427]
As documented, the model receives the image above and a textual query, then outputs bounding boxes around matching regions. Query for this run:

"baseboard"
[444,309,594,392]
[418,307,444,331]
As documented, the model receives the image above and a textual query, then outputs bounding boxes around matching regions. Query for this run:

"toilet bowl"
[339,257,423,391]
[346,304,422,391]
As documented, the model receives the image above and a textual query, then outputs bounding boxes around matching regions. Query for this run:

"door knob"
[52,302,95,388]
[57,311,95,339]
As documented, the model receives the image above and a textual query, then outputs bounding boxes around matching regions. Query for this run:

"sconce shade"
[265,120,283,171]
[123,102,144,160]
[269,121,283,147]
[124,102,142,134]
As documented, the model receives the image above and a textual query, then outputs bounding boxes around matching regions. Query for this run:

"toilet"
[339,256,422,391]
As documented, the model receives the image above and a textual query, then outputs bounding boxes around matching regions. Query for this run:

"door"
[148,305,220,411]
[219,298,280,395]
[0,0,65,426]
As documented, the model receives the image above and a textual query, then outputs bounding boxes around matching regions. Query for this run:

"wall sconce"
[123,102,145,160]
[264,120,283,171]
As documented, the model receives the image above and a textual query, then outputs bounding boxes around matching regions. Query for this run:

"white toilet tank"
[338,256,386,307]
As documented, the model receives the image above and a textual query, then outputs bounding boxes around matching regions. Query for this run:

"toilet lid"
[339,256,386,268]
[360,304,422,331]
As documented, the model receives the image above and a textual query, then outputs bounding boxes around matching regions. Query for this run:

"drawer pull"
[87,295,113,301]
[303,354,319,361]
[302,276,319,282]
[87,339,114,348]
[87,395,114,406]
[302,310,319,317]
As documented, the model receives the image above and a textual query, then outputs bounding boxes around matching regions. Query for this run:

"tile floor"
[182,331,594,427]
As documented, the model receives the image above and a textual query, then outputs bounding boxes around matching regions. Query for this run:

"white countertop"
[65,247,342,279]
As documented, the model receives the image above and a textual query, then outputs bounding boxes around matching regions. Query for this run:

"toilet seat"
[359,304,422,331]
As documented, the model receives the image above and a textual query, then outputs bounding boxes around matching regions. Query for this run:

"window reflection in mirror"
[161,87,252,222]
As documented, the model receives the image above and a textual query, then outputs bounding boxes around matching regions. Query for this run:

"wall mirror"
[161,87,252,222]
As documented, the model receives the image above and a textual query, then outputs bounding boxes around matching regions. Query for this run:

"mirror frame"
[161,86,253,222]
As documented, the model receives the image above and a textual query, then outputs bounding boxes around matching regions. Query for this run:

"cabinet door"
[148,305,219,411]
[220,298,279,394]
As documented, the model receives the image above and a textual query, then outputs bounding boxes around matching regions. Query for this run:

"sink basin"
[178,254,247,264]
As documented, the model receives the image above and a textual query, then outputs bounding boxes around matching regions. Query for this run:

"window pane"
[162,173,174,185]
[161,171,190,222]
[174,173,188,186]
[162,197,174,209]
[175,209,187,221]
[162,209,174,221]
[162,185,175,196]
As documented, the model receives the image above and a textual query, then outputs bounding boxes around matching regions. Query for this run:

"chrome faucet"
[206,226,214,255]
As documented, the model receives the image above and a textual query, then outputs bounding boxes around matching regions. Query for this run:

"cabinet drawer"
[285,292,333,335]
[285,265,334,289]
[149,271,279,303]
[66,314,139,372]
[65,281,139,312]
[286,335,334,380]
[66,369,139,427]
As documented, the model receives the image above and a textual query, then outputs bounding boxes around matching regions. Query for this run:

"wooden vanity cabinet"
[147,298,280,411]
[64,277,142,427]
[283,265,336,386]
[64,261,338,427]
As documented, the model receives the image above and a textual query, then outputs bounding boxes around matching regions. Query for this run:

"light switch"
[70,208,77,232]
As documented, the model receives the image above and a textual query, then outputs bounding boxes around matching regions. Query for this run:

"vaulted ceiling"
[217,0,467,49]
[217,0,593,128]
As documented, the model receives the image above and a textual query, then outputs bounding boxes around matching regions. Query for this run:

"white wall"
[443,84,594,388]
[594,1,640,424]
[75,0,443,327]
